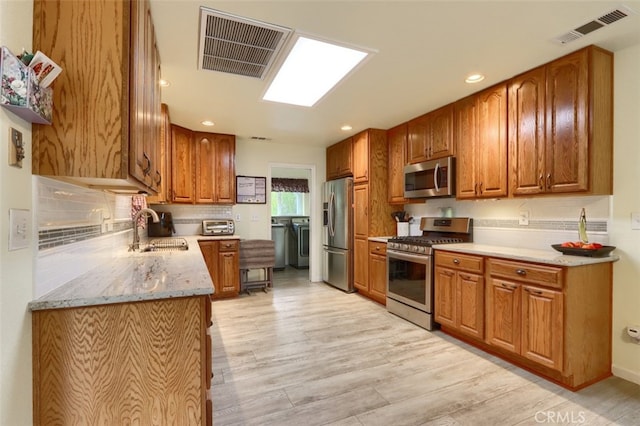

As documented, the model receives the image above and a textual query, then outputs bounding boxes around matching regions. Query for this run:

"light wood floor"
[209,268,640,426]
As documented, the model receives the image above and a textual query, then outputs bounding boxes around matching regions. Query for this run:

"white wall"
[610,43,640,384]
[0,1,35,423]
[234,139,326,281]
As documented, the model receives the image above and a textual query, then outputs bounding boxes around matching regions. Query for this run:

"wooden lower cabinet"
[435,250,613,390]
[32,296,212,425]
[434,251,484,340]
[368,241,388,305]
[199,239,240,299]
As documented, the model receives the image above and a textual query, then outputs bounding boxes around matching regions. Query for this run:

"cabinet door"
[352,131,369,183]
[407,114,429,164]
[171,125,195,203]
[213,134,236,204]
[428,104,454,159]
[353,238,369,294]
[458,272,484,340]
[454,96,478,199]
[546,49,589,193]
[486,278,521,354]
[387,124,407,204]
[198,241,216,290]
[477,84,508,198]
[434,266,456,328]
[369,244,387,305]
[509,66,546,196]
[217,250,239,297]
[521,285,563,371]
[129,0,148,186]
[353,184,369,239]
[147,103,171,204]
[195,132,215,204]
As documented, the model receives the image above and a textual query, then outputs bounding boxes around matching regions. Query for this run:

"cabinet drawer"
[435,251,483,273]
[219,239,238,252]
[488,258,563,289]
[369,241,387,256]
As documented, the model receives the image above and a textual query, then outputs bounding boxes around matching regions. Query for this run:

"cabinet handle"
[500,282,517,290]
[479,182,483,194]
[453,259,460,264]
[375,246,381,251]
[546,173,551,190]
[516,269,527,276]
[474,183,478,195]
[538,174,544,189]
[155,171,162,186]
[143,152,152,176]
[525,287,543,295]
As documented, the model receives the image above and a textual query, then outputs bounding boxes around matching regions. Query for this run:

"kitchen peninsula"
[28,236,216,425]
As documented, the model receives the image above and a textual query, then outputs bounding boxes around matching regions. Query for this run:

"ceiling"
[150,1,640,148]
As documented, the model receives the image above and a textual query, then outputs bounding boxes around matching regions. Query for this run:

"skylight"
[263,36,370,107]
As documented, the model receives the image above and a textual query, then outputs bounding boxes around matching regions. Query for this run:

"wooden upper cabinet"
[545,49,589,194]
[508,66,546,196]
[509,45,613,196]
[32,0,161,193]
[147,104,171,204]
[195,132,215,204]
[212,133,236,204]
[171,125,195,203]
[172,127,235,204]
[407,104,454,164]
[476,84,508,198]
[407,113,429,164]
[352,131,369,183]
[387,123,408,204]
[454,95,478,199]
[326,137,353,180]
[455,83,508,199]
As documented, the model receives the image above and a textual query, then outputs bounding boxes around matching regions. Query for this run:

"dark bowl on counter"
[551,244,616,257]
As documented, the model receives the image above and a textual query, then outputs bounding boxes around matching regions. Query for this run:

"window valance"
[271,178,309,193]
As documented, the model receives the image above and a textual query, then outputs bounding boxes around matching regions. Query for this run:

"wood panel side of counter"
[32,296,208,425]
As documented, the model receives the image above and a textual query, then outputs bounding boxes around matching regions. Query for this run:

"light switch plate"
[632,212,640,230]
[9,128,24,168]
[9,208,30,250]
[518,210,530,226]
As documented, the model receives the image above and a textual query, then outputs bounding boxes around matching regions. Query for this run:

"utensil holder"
[397,222,409,236]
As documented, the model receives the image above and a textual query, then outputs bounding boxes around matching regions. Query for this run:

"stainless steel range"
[386,217,472,330]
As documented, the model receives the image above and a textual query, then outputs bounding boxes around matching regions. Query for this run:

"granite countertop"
[28,236,225,311]
[433,243,620,267]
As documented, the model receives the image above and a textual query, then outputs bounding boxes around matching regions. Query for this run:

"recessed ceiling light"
[465,74,485,84]
[341,125,353,131]
[263,36,372,107]
[201,120,215,126]
[159,79,171,87]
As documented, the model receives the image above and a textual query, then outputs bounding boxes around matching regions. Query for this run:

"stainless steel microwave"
[404,156,455,199]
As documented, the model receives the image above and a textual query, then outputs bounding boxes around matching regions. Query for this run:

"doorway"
[268,163,317,283]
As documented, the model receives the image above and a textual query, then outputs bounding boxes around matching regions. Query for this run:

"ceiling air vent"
[198,7,292,79]
[552,5,635,44]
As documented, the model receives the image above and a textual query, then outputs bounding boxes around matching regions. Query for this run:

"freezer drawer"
[322,246,353,293]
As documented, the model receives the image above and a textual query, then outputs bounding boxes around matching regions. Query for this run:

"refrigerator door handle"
[329,191,336,237]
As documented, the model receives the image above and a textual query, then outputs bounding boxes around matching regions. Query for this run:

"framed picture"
[236,175,267,204]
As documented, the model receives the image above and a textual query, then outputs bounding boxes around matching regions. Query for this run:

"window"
[271,178,310,216]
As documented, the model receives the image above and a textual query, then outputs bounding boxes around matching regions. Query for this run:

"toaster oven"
[201,219,235,236]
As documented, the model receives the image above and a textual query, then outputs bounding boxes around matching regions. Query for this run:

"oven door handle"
[387,250,431,265]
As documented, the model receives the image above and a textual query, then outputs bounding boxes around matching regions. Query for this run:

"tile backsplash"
[405,194,611,249]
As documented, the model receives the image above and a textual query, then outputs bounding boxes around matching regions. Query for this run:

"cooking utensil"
[578,208,588,243]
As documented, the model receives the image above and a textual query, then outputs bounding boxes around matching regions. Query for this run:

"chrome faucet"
[129,208,160,251]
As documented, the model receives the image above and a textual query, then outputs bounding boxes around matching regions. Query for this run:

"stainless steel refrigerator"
[322,177,354,292]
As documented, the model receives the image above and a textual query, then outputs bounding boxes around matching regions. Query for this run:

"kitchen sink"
[141,238,189,252]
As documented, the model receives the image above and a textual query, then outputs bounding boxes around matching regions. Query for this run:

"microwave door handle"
[434,162,441,192]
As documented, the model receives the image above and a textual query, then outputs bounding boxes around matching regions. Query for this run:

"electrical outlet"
[235,213,241,221]
[518,210,530,226]
[631,212,640,230]
[251,214,259,222]
[9,208,30,250]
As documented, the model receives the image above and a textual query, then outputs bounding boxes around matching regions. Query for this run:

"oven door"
[386,249,432,313]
